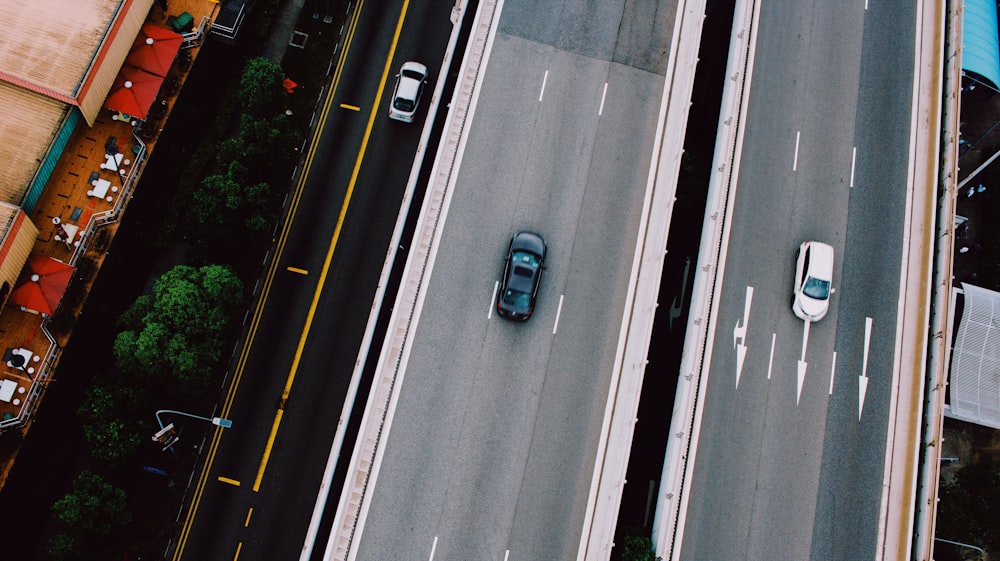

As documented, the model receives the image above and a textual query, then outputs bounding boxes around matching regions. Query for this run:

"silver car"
[792,241,835,321]
[388,61,428,123]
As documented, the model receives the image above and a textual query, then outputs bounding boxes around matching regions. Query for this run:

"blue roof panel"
[964,0,1000,90]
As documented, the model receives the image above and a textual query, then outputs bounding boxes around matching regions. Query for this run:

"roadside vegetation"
[0,2,347,558]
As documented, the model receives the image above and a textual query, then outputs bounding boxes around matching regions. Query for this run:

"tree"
[936,454,1000,560]
[113,264,244,394]
[621,535,661,561]
[77,384,145,466]
[237,57,285,118]
[51,470,131,538]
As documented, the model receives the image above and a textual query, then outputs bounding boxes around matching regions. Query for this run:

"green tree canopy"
[113,264,244,394]
[51,470,131,538]
[237,57,285,118]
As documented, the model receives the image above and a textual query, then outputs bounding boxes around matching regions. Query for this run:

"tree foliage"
[237,57,285,118]
[113,264,244,394]
[936,454,1000,560]
[51,470,131,538]
[621,534,661,561]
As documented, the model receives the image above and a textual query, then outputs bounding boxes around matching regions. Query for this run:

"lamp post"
[152,409,232,451]
[934,537,986,558]
[155,409,232,429]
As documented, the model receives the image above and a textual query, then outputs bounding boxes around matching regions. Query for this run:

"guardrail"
[320,1,501,559]
[650,0,760,558]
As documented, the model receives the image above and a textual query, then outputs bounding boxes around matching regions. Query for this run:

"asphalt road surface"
[351,0,676,559]
[677,1,916,560]
[172,3,453,559]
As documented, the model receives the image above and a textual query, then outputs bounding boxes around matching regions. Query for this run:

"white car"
[388,61,428,123]
[792,241,835,322]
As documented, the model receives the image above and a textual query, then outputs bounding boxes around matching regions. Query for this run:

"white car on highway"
[792,240,834,322]
[388,61,427,123]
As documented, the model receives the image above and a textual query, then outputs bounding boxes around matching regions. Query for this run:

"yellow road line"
[233,541,242,561]
[217,476,241,486]
[170,3,368,559]
[286,266,309,275]
[252,0,412,493]
[244,507,253,527]
[340,103,361,111]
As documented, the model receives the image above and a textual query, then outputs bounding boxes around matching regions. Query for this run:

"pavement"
[263,0,310,64]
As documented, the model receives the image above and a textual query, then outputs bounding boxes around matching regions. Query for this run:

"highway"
[170,3,454,560]
[348,0,676,559]
[674,1,918,560]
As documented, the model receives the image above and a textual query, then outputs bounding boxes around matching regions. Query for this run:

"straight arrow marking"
[797,319,810,404]
[733,286,754,388]
[859,317,873,420]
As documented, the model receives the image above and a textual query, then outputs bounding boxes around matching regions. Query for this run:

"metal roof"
[963,0,1000,90]
[948,283,1000,429]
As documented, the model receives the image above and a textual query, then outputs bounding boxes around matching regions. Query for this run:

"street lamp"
[935,537,986,558]
[152,409,232,451]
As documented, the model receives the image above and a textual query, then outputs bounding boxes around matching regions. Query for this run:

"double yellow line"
[171,0,412,557]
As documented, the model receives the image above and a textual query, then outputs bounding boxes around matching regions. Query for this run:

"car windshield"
[394,97,415,111]
[402,69,424,80]
[803,276,831,300]
[502,289,531,310]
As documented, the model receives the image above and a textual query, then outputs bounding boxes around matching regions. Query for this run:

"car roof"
[396,62,426,101]
[805,241,834,279]
[511,231,546,258]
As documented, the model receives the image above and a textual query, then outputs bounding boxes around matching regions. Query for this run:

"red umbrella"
[125,24,183,77]
[8,255,75,316]
[104,65,165,120]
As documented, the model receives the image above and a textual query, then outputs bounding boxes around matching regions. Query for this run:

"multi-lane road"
[350,0,675,558]
[674,1,919,559]
[169,0,934,559]
[170,3,453,560]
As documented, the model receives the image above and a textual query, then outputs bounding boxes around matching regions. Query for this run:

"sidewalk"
[262,0,309,64]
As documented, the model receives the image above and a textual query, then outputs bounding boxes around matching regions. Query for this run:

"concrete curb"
[320,1,502,559]
[650,0,761,557]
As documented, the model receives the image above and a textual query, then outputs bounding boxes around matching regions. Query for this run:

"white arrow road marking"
[797,319,811,404]
[767,333,776,380]
[733,286,754,388]
[669,257,691,331]
[859,317,873,420]
[829,351,837,395]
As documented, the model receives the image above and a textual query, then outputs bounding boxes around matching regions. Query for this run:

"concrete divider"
[318,1,503,559]
[649,0,760,558]
[574,0,707,559]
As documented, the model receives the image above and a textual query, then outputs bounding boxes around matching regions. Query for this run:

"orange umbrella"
[125,24,184,77]
[104,65,165,120]
[9,255,75,316]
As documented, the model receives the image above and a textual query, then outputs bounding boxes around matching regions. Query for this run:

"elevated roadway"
[654,0,942,559]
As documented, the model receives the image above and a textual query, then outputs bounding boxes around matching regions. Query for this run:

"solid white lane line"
[503,550,510,561]
[767,332,776,379]
[429,536,438,561]
[553,294,565,334]
[793,130,801,171]
[829,351,837,394]
[599,82,609,115]
[539,70,549,102]
[489,281,499,319]
[850,146,858,187]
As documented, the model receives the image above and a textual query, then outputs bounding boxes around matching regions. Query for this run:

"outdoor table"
[0,380,16,403]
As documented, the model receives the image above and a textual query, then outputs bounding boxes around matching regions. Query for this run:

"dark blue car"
[498,231,547,321]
